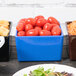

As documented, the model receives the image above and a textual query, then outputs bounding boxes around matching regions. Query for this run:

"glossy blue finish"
[15,28,63,61]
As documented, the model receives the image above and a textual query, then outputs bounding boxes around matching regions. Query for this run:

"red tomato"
[43,23,53,31]
[51,26,61,36]
[35,15,44,22]
[26,29,38,36]
[18,18,27,25]
[47,17,60,25]
[50,24,59,27]
[36,18,47,27]
[25,24,33,31]
[16,23,25,31]
[35,26,42,33]
[39,30,51,36]
[17,31,26,36]
[26,18,36,26]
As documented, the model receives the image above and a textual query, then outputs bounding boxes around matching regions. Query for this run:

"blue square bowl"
[15,26,63,61]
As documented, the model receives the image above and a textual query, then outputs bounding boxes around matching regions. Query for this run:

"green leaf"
[45,69,51,74]
[24,67,55,76]
[31,67,45,76]
[24,74,27,76]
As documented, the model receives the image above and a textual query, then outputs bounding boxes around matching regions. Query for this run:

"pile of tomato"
[16,15,61,36]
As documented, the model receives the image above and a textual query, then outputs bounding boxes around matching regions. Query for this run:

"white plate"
[13,64,76,76]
